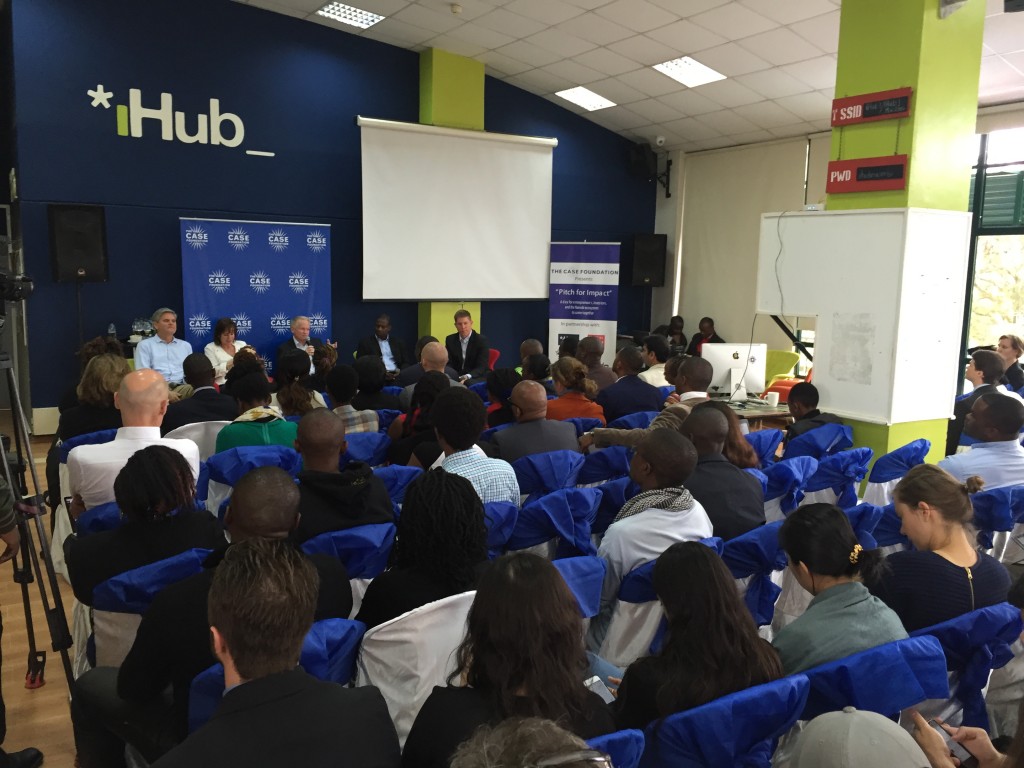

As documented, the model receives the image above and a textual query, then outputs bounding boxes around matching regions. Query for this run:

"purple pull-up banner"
[548,242,620,366]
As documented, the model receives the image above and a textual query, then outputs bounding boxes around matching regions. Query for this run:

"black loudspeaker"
[48,204,108,283]
[627,233,667,287]
[628,142,657,178]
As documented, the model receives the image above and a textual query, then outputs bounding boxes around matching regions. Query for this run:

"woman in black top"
[387,371,450,467]
[402,553,615,768]
[867,464,1010,633]
[65,446,225,605]
[356,469,487,630]
[998,334,1024,391]
[612,542,782,730]
[485,368,522,428]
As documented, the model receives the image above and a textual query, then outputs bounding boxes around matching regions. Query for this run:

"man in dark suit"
[355,314,411,380]
[595,346,664,424]
[680,406,764,541]
[491,381,579,464]
[275,315,330,372]
[70,467,353,768]
[445,309,490,383]
[946,349,1005,455]
[161,354,238,434]
[151,538,399,768]
[686,316,726,356]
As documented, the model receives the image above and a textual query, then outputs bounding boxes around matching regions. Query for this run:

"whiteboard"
[756,209,970,425]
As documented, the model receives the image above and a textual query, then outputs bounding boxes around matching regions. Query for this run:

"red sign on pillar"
[831,88,913,126]
[826,156,909,194]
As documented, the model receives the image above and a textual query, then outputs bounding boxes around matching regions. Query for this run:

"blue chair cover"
[607,412,659,430]
[910,602,1024,728]
[341,432,391,466]
[468,382,489,401]
[382,385,403,397]
[284,414,302,423]
[300,523,396,579]
[373,465,422,504]
[483,501,518,558]
[745,429,783,469]
[843,503,884,550]
[480,422,514,442]
[320,392,333,410]
[507,487,603,557]
[195,460,210,502]
[188,618,367,733]
[873,503,911,549]
[552,556,606,618]
[578,446,632,485]
[800,635,950,721]
[970,486,1024,549]
[513,450,585,495]
[76,501,122,538]
[802,447,873,508]
[762,457,818,513]
[592,476,640,536]
[92,548,213,613]
[745,468,768,496]
[782,423,854,460]
[618,538,726,604]
[59,428,118,463]
[867,438,931,483]
[640,675,810,768]
[721,522,785,627]
[565,417,604,437]
[658,385,675,400]
[375,409,402,434]
[206,445,302,486]
[588,730,644,768]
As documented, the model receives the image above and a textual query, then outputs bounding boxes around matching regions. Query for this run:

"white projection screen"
[358,117,556,300]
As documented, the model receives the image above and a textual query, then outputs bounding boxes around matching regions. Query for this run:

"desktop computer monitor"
[702,343,768,400]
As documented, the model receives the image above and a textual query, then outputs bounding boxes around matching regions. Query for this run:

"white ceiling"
[237,0,1024,153]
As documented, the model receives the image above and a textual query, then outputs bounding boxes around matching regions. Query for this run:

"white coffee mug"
[765,391,780,407]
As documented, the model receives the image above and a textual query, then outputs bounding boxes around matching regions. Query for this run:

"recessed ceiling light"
[315,2,385,29]
[555,86,616,112]
[653,56,726,88]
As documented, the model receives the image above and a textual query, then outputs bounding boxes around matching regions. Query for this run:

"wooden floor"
[0,417,76,766]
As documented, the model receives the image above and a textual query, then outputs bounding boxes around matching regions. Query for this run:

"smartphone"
[584,675,615,705]
[928,719,979,768]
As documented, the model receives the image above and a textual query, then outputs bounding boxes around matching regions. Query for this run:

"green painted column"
[826,0,985,464]
[417,49,486,339]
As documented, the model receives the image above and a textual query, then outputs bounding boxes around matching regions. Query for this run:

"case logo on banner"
[181,218,331,362]
[548,242,620,367]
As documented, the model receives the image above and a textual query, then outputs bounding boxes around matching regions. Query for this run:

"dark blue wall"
[10,0,655,407]
[1,2,13,209]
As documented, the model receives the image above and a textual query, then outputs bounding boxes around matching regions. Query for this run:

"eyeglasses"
[534,750,613,768]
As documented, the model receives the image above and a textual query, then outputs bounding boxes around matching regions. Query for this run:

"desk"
[726,402,792,432]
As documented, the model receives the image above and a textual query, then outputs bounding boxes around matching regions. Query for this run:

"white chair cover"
[986,638,1024,739]
[595,601,664,669]
[800,489,840,506]
[71,600,93,678]
[51,463,73,583]
[770,568,812,635]
[862,478,899,506]
[165,421,230,461]
[205,479,232,520]
[764,497,785,524]
[355,591,475,747]
[92,611,144,668]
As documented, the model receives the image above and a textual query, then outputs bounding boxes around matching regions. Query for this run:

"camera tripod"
[0,351,74,692]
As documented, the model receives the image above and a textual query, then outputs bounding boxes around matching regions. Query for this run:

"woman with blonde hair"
[58,353,129,441]
[867,464,1010,632]
[545,356,605,424]
[997,333,1024,391]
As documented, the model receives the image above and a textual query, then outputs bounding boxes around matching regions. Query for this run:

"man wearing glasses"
[490,380,579,464]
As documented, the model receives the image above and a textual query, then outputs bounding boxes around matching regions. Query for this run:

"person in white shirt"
[134,308,193,385]
[637,335,671,388]
[938,392,1024,489]
[68,369,200,514]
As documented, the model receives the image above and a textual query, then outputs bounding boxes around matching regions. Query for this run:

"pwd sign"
[826,155,908,194]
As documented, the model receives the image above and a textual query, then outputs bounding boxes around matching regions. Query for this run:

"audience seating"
[721,521,786,628]
[781,423,853,461]
[483,501,518,558]
[487,348,501,370]
[372,465,422,504]
[910,603,1024,729]
[761,457,818,523]
[552,556,606,619]
[75,501,123,538]
[745,467,768,496]
[375,408,402,434]
[165,420,230,461]
[512,450,586,497]
[799,447,873,508]
[658,385,675,400]
[843,503,884,550]
[639,674,810,768]
[506,487,602,559]
[355,590,476,747]
[341,432,391,467]
[606,412,659,430]
[577,446,632,486]
[479,422,513,442]
[468,382,489,401]
[58,428,120,464]
[984,637,1024,740]
[971,485,1024,551]
[564,417,604,437]
[188,617,367,732]
[205,445,302,519]
[382,385,403,397]
[591,476,640,538]
[861,438,931,505]
[300,523,396,580]
[765,350,801,388]
[91,547,213,668]
[873,502,911,554]
[587,730,644,768]
[745,429,783,469]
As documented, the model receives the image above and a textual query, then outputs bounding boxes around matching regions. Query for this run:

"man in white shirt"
[637,335,671,387]
[68,369,200,514]
[133,308,192,385]
[939,392,1024,489]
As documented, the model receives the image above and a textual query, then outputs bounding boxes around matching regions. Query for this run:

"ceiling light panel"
[555,86,616,111]
[316,2,385,29]
[654,56,727,88]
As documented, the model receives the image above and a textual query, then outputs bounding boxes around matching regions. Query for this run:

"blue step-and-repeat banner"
[181,218,331,374]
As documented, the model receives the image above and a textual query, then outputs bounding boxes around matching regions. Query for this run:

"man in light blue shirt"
[134,307,192,385]
[938,392,1024,489]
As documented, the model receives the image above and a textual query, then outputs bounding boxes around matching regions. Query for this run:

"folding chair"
[861,439,930,506]
[506,487,602,559]
[165,420,231,461]
[781,423,853,461]
[577,446,632,486]
[745,429,783,469]
[761,457,818,523]
[800,447,873,508]
[606,412,659,430]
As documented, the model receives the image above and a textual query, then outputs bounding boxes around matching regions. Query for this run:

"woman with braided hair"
[355,468,487,630]
[485,368,522,428]
[772,503,906,674]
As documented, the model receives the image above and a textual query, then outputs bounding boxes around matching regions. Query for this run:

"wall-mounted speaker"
[626,233,667,287]
[628,143,657,178]
[48,204,108,283]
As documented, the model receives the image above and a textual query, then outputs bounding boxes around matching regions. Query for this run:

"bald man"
[290,409,393,543]
[73,466,352,766]
[67,369,201,512]
[399,341,461,410]
[491,380,580,464]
